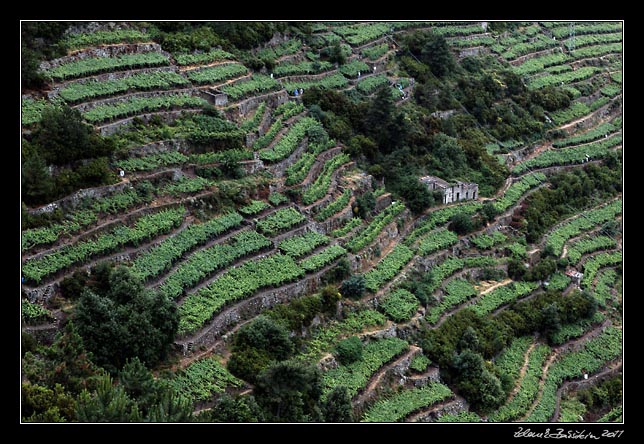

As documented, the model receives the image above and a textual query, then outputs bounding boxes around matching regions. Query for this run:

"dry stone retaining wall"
[128,138,190,157]
[410,397,470,422]
[73,87,198,112]
[177,269,328,353]
[26,180,132,216]
[40,43,169,71]
[98,109,201,135]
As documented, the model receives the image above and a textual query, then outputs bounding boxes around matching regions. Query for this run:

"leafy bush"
[335,336,363,365]
[340,275,366,300]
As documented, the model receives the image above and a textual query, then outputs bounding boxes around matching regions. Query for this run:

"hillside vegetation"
[21,20,622,423]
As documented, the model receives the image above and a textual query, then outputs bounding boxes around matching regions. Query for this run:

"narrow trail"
[97,107,204,133]
[558,102,616,133]
[432,279,512,329]
[508,47,561,66]
[22,214,193,290]
[177,59,240,73]
[509,106,621,174]
[165,341,227,373]
[519,350,557,421]
[74,85,200,112]
[404,396,463,423]
[507,342,538,403]
[52,64,177,90]
[519,320,614,421]
[202,72,253,91]
[172,219,305,300]
[533,196,622,255]
[478,278,513,296]
[145,225,258,291]
[258,111,307,153]
[495,176,515,199]
[295,146,343,191]
[353,345,421,405]
[174,258,345,349]
[23,181,274,288]
[300,163,354,214]
[552,360,622,422]
[353,214,417,302]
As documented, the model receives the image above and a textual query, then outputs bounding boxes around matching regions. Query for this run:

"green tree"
[320,285,342,314]
[21,21,68,89]
[393,175,434,215]
[340,275,366,300]
[348,134,378,159]
[323,386,354,422]
[481,202,500,223]
[449,212,474,235]
[21,150,54,205]
[507,258,528,281]
[33,105,93,165]
[21,21,68,59]
[60,270,90,300]
[476,368,506,412]
[560,290,597,324]
[145,388,193,422]
[403,31,455,78]
[232,316,293,360]
[228,316,294,383]
[364,85,399,151]
[119,357,157,410]
[76,373,142,422]
[308,104,325,121]
[540,303,562,342]
[452,348,484,382]
[458,326,481,353]
[22,321,101,395]
[354,191,376,218]
[335,336,363,365]
[74,265,178,373]
[307,123,330,147]
[429,133,469,179]
[526,258,557,282]
[21,46,47,90]
[323,258,350,285]
[87,261,114,297]
[254,361,324,422]
[200,394,264,422]
[327,42,346,65]
[107,266,144,304]
[227,346,273,385]
[21,331,38,357]
[452,349,504,412]
[21,383,76,422]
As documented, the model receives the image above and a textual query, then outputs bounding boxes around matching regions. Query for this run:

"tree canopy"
[73,264,178,373]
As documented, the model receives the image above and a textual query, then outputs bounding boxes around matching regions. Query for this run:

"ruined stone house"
[419,175,479,204]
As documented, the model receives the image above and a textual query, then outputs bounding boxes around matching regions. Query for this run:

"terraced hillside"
[21,21,622,424]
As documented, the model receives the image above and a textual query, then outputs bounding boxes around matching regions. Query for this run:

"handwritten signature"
[514,427,624,440]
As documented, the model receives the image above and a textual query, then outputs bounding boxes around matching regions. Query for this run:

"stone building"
[212,92,228,106]
[203,89,228,106]
[420,175,479,204]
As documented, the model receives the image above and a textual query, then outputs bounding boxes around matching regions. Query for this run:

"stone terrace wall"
[26,180,131,216]
[73,87,198,112]
[98,109,202,136]
[40,43,168,71]
[47,66,180,100]
[128,138,190,157]
[178,267,330,353]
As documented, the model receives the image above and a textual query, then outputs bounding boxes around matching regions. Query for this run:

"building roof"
[454,180,478,187]
[419,175,450,188]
